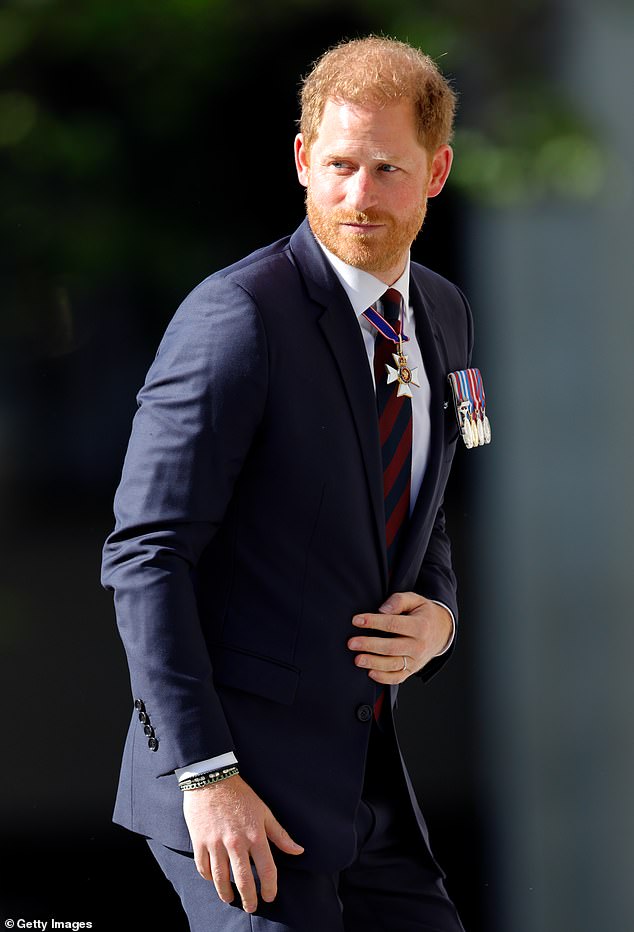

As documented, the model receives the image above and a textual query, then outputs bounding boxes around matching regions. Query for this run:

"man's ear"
[427,144,453,198]
[294,134,310,187]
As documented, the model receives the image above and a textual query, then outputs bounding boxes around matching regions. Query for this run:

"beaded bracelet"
[178,765,240,791]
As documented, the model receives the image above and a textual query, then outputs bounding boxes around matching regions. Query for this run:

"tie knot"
[380,288,401,325]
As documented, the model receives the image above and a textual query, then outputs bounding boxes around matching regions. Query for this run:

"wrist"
[429,601,455,656]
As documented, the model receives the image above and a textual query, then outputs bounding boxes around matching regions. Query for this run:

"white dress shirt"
[176,239,454,783]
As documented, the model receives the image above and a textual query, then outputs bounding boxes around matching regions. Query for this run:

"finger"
[250,840,278,903]
[209,849,234,904]
[368,668,409,685]
[355,653,410,673]
[348,635,408,656]
[351,612,413,635]
[227,846,258,914]
[379,591,425,614]
[266,813,304,856]
[193,844,213,882]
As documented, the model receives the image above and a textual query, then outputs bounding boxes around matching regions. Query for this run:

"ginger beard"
[305,186,428,279]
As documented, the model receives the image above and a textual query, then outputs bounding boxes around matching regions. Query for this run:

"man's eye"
[378,164,398,173]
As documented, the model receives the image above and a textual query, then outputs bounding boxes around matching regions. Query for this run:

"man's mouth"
[340,222,383,232]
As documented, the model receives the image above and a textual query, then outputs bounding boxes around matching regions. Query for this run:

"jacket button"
[138,711,149,724]
[144,725,155,738]
[148,737,159,751]
[356,704,373,723]
[134,699,145,713]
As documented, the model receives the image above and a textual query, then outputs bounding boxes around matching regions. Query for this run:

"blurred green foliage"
[1,0,606,353]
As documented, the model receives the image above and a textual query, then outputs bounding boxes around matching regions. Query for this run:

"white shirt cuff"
[175,751,238,782]
[430,601,456,656]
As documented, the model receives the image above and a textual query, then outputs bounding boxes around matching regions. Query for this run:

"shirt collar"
[315,238,412,324]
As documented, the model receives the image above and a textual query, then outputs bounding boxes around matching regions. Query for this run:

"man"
[102,35,473,931]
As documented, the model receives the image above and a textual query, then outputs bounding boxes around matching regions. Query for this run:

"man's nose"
[345,168,378,213]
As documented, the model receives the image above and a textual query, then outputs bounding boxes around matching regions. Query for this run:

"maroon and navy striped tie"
[372,288,412,721]
[374,288,412,575]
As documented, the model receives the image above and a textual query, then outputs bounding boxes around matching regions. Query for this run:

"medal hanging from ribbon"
[447,368,491,448]
[362,304,420,398]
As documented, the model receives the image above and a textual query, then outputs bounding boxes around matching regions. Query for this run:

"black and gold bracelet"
[178,765,240,791]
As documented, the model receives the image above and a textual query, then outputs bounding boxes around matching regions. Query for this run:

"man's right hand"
[182,774,304,914]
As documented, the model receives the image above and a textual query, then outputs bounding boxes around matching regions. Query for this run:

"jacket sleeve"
[414,499,458,682]
[101,277,268,775]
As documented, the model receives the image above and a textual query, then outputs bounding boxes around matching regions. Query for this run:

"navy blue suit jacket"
[102,219,473,871]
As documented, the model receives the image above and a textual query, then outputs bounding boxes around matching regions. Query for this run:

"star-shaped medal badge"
[386,351,420,398]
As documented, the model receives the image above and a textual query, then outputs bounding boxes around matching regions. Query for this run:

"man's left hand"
[347,592,453,683]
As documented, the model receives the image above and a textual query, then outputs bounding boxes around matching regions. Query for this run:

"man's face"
[295,98,452,285]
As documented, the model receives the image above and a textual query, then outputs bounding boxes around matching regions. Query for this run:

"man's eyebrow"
[322,151,403,162]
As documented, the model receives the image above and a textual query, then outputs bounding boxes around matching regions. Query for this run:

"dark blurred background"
[2,1,633,930]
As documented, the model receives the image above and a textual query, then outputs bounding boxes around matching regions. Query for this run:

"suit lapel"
[290,222,388,588]
[391,272,449,588]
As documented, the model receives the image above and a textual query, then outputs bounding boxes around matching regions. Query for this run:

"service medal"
[448,367,492,450]
[477,416,485,446]
[457,401,473,448]
[361,300,420,397]
[386,351,421,398]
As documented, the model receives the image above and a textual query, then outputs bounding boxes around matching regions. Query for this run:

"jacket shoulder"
[411,261,465,304]
[411,260,474,361]
[188,235,298,302]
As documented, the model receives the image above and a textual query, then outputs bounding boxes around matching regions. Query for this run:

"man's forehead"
[316,97,420,134]
[310,97,425,160]
[321,95,413,120]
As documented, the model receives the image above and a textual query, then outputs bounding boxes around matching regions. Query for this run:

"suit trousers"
[147,722,465,932]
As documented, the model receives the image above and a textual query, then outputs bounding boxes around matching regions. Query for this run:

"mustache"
[333,210,393,225]
[333,210,391,223]
[304,189,393,227]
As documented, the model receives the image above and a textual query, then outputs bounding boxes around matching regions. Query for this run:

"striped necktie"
[373,288,412,576]
[371,288,413,723]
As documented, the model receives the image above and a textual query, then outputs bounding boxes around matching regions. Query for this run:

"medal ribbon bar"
[447,367,491,448]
